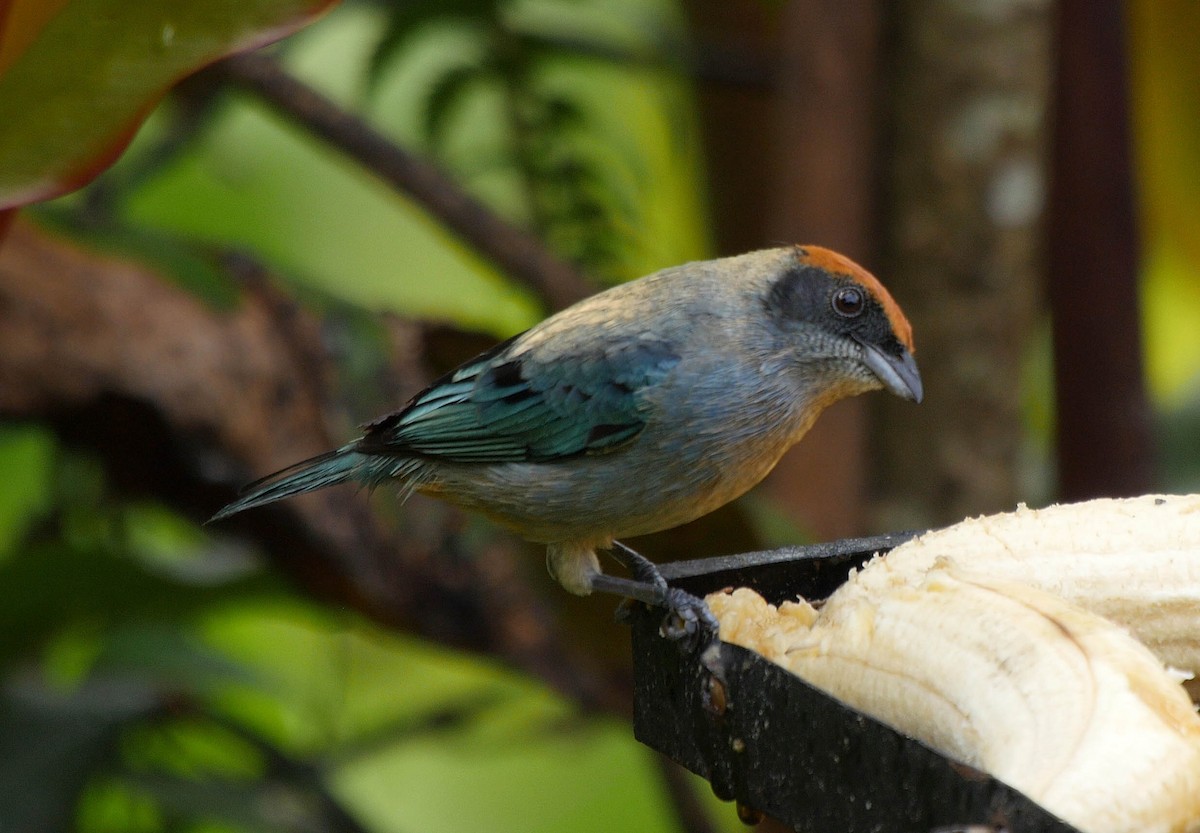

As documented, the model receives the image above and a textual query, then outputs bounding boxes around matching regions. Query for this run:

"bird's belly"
[421,428,793,546]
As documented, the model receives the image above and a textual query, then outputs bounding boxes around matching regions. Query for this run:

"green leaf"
[94,625,265,694]
[121,717,266,781]
[125,773,327,833]
[0,0,340,209]
[423,62,491,150]
[0,425,55,562]
[516,29,657,68]
[365,0,499,92]
[0,534,273,666]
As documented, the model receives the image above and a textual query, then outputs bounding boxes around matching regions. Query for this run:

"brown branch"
[0,218,623,713]
[210,52,594,312]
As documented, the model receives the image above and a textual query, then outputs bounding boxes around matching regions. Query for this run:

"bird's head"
[759,245,922,404]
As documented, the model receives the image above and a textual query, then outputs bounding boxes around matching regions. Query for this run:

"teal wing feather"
[359,334,680,463]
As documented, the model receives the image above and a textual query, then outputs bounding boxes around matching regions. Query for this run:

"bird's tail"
[209,445,396,522]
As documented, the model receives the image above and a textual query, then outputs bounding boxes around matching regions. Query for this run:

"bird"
[211,245,921,635]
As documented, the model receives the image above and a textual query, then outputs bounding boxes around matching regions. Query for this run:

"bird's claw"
[603,541,720,649]
[658,586,720,648]
[613,586,717,646]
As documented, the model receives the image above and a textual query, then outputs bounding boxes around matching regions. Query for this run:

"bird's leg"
[593,541,720,642]
[607,540,669,588]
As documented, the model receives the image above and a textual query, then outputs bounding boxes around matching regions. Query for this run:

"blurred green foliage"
[71,0,710,337]
[0,426,730,833]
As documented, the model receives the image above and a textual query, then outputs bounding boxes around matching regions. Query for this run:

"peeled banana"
[707,494,1200,833]
[875,493,1200,678]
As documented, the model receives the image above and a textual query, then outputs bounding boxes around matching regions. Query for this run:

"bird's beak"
[859,341,923,403]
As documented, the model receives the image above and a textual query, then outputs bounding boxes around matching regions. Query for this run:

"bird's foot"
[658,585,721,642]
[597,541,719,646]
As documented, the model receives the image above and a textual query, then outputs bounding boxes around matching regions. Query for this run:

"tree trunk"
[759,0,884,541]
[874,0,1053,529]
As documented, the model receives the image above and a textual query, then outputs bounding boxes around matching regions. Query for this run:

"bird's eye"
[832,286,865,318]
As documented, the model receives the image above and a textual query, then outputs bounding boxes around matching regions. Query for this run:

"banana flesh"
[707,494,1200,833]
[876,494,1200,678]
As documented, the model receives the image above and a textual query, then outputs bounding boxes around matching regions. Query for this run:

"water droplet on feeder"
[736,802,764,825]
[705,675,727,716]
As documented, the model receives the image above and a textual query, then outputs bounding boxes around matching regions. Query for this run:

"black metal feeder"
[629,533,1084,833]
